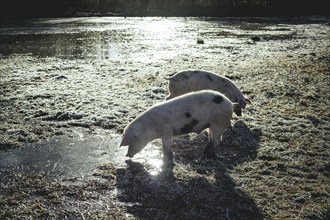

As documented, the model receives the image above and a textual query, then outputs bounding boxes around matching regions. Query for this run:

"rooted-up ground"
[0,17,329,219]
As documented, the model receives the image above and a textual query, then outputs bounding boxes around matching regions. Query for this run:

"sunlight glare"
[148,158,163,175]
[145,19,179,40]
[135,141,164,175]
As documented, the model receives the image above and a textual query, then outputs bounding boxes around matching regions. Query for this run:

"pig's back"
[169,70,239,102]
[153,90,233,122]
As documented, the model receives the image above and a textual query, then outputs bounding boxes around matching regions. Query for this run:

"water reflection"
[0,131,124,177]
[0,17,188,61]
[0,131,167,178]
[1,17,323,62]
[1,17,270,61]
[125,141,164,176]
[148,158,163,175]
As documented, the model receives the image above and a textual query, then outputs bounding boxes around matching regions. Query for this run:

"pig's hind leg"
[203,128,216,158]
[204,125,226,158]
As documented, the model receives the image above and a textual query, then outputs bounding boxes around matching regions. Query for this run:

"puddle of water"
[0,17,189,62]
[0,130,165,178]
[0,131,124,177]
[1,17,309,62]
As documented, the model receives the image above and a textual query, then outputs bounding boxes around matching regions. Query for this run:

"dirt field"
[0,17,329,219]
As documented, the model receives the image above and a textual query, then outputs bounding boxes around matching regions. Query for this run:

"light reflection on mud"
[123,141,164,175]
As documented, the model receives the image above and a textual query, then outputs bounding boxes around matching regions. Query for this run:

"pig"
[165,70,252,116]
[119,90,237,166]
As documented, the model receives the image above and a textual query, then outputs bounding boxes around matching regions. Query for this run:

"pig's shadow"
[115,120,265,219]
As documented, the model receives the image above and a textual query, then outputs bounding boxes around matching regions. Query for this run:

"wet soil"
[0,17,329,219]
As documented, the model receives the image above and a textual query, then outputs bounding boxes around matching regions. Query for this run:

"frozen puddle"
[0,131,125,178]
[0,130,164,178]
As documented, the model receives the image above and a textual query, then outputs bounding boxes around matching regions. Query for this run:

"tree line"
[1,0,329,21]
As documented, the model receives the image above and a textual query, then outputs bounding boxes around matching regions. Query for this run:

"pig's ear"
[245,97,253,106]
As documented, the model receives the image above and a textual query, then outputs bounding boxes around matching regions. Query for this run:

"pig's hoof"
[162,160,175,170]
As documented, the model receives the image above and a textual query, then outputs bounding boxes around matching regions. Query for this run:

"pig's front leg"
[161,136,174,167]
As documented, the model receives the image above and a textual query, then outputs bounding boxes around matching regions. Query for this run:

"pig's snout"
[126,145,139,158]
[126,152,134,158]
[234,105,242,116]
[126,147,134,158]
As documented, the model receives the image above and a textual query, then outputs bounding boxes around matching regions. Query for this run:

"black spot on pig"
[183,74,190,80]
[185,112,191,118]
[180,119,199,134]
[213,95,223,104]
[206,75,213,81]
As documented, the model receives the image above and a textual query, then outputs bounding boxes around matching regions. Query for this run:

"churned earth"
[0,17,329,219]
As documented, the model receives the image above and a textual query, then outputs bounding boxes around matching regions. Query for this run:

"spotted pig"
[119,90,236,166]
[165,70,252,116]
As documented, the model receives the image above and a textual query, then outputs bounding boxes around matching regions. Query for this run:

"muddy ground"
[0,17,329,219]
